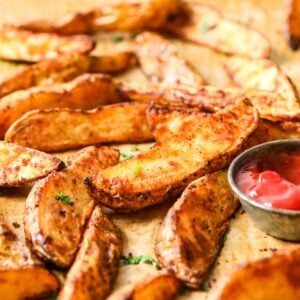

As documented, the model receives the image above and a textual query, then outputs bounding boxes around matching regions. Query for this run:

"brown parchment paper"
[0,0,300,299]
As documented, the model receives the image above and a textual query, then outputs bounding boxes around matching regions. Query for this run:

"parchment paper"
[0,1,299,299]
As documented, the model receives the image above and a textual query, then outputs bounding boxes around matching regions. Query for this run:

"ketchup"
[235,151,300,210]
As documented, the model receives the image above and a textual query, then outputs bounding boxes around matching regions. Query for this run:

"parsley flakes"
[133,163,141,174]
[55,193,74,205]
[112,35,124,43]
[121,254,161,270]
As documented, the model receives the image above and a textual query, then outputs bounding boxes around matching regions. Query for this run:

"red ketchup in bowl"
[235,151,300,210]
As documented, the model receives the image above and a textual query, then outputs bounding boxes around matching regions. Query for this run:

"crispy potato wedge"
[165,1,270,59]
[0,73,122,138]
[155,171,239,288]
[5,102,153,152]
[0,223,59,299]
[287,0,300,50]
[0,28,94,62]
[58,206,122,300]
[120,83,300,121]
[225,56,299,102]
[9,0,179,34]
[219,247,300,300]
[107,274,181,300]
[0,141,63,187]
[135,32,205,87]
[0,52,135,98]
[85,100,259,212]
[25,146,119,268]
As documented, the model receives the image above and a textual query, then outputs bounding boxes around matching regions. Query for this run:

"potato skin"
[0,28,94,62]
[218,247,300,300]
[0,141,64,187]
[155,171,239,288]
[6,102,153,152]
[86,100,258,212]
[58,206,122,300]
[0,223,59,299]
[9,0,180,34]
[25,146,119,268]
[135,32,205,87]
[0,52,135,99]
[166,1,270,59]
[0,73,122,138]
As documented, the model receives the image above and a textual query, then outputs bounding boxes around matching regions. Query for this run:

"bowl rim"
[228,139,300,216]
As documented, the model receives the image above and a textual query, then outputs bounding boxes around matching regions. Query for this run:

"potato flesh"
[155,171,239,288]
[58,206,122,300]
[86,100,259,212]
[0,141,63,187]
[25,146,120,268]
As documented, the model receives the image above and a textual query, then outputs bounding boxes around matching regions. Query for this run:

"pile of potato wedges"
[0,0,300,299]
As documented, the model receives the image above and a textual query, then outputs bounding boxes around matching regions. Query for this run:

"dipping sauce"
[235,151,300,210]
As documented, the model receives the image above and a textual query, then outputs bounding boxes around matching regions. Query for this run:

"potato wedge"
[58,206,122,300]
[0,223,59,299]
[0,52,135,98]
[165,1,270,59]
[85,100,259,212]
[107,274,181,300]
[155,171,239,288]
[5,102,153,152]
[287,0,300,50]
[135,32,205,87]
[8,0,179,34]
[0,73,122,138]
[0,28,94,62]
[0,141,63,187]
[25,146,119,268]
[120,83,300,122]
[225,56,299,102]
[218,247,300,300]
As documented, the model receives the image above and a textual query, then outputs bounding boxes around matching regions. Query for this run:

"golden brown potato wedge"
[155,171,239,288]
[225,56,299,102]
[0,28,94,62]
[287,0,300,50]
[25,146,119,268]
[0,73,122,138]
[165,1,270,59]
[107,274,181,300]
[58,206,122,300]
[5,102,153,152]
[9,0,179,34]
[218,247,300,300]
[120,83,300,122]
[135,32,205,87]
[0,223,59,299]
[0,141,63,187]
[0,52,135,98]
[85,100,259,212]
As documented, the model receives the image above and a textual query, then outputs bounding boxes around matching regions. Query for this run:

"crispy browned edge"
[286,0,300,50]
[218,247,300,300]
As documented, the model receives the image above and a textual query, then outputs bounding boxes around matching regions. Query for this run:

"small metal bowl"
[228,139,300,242]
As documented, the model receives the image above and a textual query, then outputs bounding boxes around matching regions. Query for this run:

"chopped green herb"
[200,22,209,34]
[202,281,212,292]
[112,35,124,43]
[223,234,227,242]
[49,291,57,300]
[85,238,91,248]
[130,31,140,39]
[55,193,74,205]
[133,163,141,174]
[121,153,133,159]
[130,146,139,152]
[121,254,161,269]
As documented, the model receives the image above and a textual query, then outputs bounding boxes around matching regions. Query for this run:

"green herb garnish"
[130,31,140,39]
[55,193,74,205]
[121,254,161,269]
[85,238,91,249]
[202,281,212,292]
[133,163,141,174]
[130,146,139,152]
[112,35,124,43]
[200,22,209,34]
[223,234,227,242]
[121,153,133,159]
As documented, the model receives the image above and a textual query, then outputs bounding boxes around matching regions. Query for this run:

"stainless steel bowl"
[228,139,300,242]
